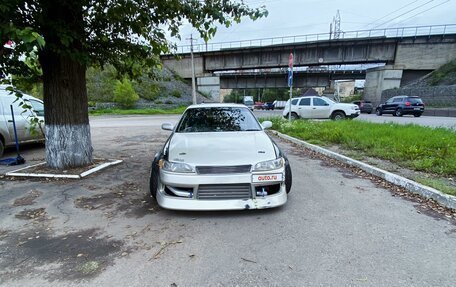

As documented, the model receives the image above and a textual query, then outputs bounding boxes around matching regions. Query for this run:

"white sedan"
[150,103,292,211]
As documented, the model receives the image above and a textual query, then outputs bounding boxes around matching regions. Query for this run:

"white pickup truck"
[283,96,360,120]
[0,85,45,156]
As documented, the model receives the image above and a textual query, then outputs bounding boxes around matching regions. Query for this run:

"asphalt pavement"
[0,115,455,286]
[254,110,456,129]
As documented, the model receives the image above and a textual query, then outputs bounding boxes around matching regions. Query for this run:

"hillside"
[86,65,209,106]
[406,58,456,87]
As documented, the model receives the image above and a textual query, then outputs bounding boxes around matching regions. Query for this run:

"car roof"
[0,85,42,101]
[186,103,248,109]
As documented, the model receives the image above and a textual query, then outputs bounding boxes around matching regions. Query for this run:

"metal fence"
[173,24,456,54]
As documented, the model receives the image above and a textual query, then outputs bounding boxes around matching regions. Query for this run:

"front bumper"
[157,169,287,211]
[347,111,360,119]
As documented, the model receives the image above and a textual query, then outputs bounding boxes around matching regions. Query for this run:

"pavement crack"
[56,185,77,224]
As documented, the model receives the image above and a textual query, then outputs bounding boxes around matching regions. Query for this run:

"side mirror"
[161,123,174,131]
[261,121,273,129]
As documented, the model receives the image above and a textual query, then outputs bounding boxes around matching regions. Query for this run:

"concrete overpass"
[219,70,366,89]
[162,24,456,103]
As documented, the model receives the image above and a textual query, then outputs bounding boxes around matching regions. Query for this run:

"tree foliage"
[1,0,267,80]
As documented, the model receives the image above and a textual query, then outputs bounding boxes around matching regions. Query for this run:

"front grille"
[196,165,251,174]
[197,184,251,200]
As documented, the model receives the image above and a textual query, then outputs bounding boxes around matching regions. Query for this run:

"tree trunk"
[40,51,93,169]
[37,0,93,169]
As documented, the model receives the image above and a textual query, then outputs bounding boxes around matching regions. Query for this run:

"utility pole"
[188,34,197,105]
[287,52,294,122]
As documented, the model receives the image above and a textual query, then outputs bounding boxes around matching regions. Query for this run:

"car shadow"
[161,204,286,219]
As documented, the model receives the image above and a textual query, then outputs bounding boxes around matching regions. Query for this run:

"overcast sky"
[173,0,456,47]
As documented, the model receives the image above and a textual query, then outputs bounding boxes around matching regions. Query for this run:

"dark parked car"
[353,100,373,114]
[264,102,274,110]
[376,96,424,117]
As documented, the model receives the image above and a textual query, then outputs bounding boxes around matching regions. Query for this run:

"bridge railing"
[173,24,456,54]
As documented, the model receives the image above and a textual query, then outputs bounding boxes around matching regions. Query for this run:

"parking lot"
[0,115,455,286]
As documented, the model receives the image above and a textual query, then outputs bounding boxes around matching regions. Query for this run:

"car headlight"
[351,105,358,110]
[253,158,284,171]
[161,160,195,173]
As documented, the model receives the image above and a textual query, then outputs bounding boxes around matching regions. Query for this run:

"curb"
[272,131,456,210]
[5,159,123,179]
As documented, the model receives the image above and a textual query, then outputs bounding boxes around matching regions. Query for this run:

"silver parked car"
[150,103,292,211]
[0,85,45,156]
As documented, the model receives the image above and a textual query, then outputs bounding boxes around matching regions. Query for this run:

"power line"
[373,0,436,28]
[392,0,451,26]
[362,0,421,29]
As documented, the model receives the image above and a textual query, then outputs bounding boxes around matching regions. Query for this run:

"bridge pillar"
[197,76,220,102]
[364,66,403,106]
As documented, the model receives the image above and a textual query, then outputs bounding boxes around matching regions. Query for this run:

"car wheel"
[149,158,160,199]
[395,108,403,117]
[376,108,382,116]
[331,111,346,120]
[290,112,299,120]
[285,159,292,194]
[414,113,422,117]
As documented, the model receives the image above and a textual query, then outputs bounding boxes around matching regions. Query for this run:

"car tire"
[376,108,382,116]
[290,112,299,120]
[0,140,4,157]
[395,108,403,117]
[149,158,160,199]
[414,113,422,117]
[331,111,346,120]
[285,159,292,194]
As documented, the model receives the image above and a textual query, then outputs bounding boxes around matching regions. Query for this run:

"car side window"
[28,100,45,117]
[299,98,311,106]
[386,98,394,104]
[291,99,299,105]
[393,98,403,103]
[313,98,329,106]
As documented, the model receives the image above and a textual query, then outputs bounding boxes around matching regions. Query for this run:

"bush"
[341,93,362,103]
[171,89,182,98]
[113,78,139,108]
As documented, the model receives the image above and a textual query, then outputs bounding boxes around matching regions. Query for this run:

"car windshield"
[176,107,262,133]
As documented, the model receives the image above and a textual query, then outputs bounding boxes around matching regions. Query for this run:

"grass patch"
[90,106,187,116]
[267,118,456,177]
[416,178,456,196]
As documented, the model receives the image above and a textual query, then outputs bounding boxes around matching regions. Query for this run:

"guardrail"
[172,24,456,54]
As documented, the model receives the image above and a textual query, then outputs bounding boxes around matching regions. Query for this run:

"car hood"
[333,103,358,109]
[168,131,276,166]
